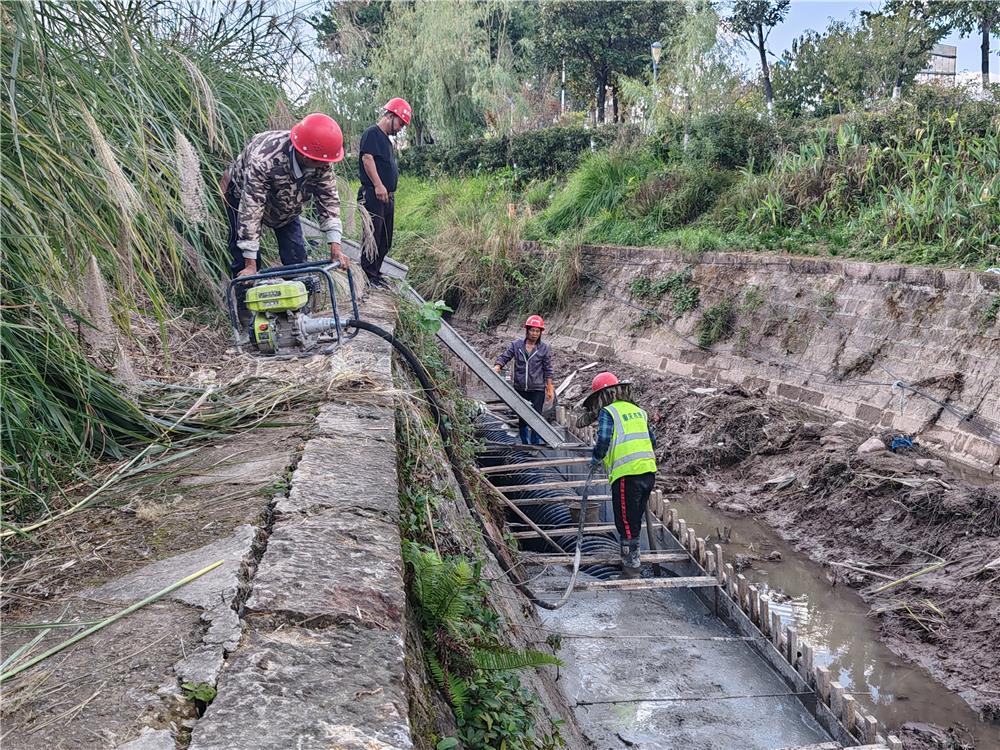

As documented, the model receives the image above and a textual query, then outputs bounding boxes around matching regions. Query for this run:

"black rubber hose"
[345,318,593,610]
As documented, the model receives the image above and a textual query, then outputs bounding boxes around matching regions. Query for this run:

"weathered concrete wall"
[508,246,1000,475]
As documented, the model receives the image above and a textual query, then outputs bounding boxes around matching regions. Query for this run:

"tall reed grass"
[0,1,294,522]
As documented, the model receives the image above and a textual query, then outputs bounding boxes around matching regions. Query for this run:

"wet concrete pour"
[539,572,830,750]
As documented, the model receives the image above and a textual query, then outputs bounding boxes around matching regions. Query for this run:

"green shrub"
[630,163,733,229]
[539,150,659,235]
[524,179,555,211]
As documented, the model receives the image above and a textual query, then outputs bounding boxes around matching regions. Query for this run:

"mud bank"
[457,321,999,745]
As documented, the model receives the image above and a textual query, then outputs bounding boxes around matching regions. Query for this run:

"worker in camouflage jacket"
[221,113,350,279]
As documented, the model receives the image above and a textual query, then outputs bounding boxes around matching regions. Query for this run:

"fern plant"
[403,542,562,747]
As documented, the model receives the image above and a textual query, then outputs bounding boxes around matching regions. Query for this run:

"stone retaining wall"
[512,246,1000,475]
[190,304,413,750]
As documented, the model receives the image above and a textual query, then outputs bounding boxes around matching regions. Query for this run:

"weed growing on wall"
[629,268,700,317]
[697,297,736,347]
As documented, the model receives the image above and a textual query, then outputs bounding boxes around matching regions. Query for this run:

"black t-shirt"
[358,125,398,193]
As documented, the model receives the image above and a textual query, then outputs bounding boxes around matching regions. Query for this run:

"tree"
[538,1,683,123]
[941,0,1000,87]
[772,16,910,116]
[725,0,790,113]
[619,1,742,139]
[310,1,527,145]
[868,1,953,99]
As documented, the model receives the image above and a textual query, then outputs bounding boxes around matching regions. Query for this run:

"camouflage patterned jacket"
[226,130,342,260]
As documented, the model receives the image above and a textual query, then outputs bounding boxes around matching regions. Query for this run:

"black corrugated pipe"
[472,415,622,580]
[347,318,593,609]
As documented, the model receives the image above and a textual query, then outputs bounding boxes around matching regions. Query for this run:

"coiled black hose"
[346,318,594,610]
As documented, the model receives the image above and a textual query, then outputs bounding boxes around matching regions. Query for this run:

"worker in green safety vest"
[583,371,658,578]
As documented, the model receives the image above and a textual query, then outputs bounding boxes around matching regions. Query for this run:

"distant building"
[917,44,957,85]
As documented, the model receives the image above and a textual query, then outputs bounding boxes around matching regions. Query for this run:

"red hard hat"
[524,314,545,330]
[290,113,344,163]
[591,372,619,393]
[385,97,412,125]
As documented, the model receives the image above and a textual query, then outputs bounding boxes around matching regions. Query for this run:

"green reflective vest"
[603,400,657,483]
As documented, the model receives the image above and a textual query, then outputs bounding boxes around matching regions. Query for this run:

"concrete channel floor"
[539,572,830,750]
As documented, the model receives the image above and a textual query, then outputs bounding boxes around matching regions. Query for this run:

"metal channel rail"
[300,223,566,445]
[401,285,567,447]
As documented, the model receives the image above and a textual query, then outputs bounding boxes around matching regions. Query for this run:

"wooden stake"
[686,528,697,555]
[725,564,736,597]
[678,519,687,546]
[770,612,782,649]
[748,584,760,624]
[815,666,831,703]
[830,681,845,717]
[862,713,878,743]
[759,595,770,635]
[786,626,799,668]
[669,508,678,533]
[887,736,903,750]
[713,545,724,584]
[842,694,857,734]
[737,574,748,611]
[696,537,706,567]
[802,644,815,683]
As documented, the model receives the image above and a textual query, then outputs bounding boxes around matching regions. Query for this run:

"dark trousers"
[358,188,394,281]
[514,388,545,445]
[610,472,656,542]
[225,190,307,278]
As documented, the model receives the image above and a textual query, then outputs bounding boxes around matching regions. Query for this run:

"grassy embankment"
[394,95,999,323]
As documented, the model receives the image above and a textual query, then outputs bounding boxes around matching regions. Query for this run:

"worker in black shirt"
[358,97,411,287]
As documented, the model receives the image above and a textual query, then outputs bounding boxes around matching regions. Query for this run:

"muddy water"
[667,494,1000,749]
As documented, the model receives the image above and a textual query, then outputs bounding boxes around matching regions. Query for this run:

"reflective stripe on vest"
[603,400,657,483]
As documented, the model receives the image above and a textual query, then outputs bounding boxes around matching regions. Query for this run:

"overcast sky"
[745,0,1000,73]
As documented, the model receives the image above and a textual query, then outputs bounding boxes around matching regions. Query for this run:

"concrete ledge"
[189,625,412,750]
[191,309,413,749]
[246,510,404,627]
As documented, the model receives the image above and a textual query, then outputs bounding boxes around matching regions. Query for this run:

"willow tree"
[319,0,521,145]
[619,1,740,142]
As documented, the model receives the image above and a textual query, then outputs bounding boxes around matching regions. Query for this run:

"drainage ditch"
[669,492,1000,748]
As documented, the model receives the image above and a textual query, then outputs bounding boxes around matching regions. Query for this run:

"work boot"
[620,541,641,579]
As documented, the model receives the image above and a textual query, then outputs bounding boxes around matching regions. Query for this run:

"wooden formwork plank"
[773,743,842,750]
[536,576,718,592]
[521,551,689,566]
[479,457,595,474]
[508,495,611,506]
[511,522,666,539]
[501,478,607,493]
